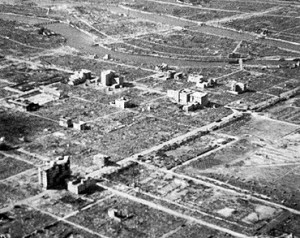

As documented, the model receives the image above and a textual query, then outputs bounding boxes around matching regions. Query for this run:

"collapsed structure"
[69,69,92,86]
[167,89,209,112]
[155,63,183,80]
[5,82,67,111]
[197,78,217,89]
[40,85,67,100]
[188,74,217,89]
[110,97,131,109]
[108,208,133,222]
[7,98,40,112]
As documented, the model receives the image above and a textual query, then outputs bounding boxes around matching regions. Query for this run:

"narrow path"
[233,40,243,53]
[0,150,36,166]
[0,35,45,50]
[244,162,300,168]
[17,148,50,162]
[207,6,282,24]
[171,136,238,171]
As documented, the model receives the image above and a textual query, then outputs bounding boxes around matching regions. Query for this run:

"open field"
[0,169,41,209]
[106,30,239,60]
[0,63,69,87]
[175,115,300,210]
[223,15,300,43]
[0,3,48,17]
[138,132,235,169]
[69,115,191,161]
[0,156,33,180]
[153,0,278,12]
[70,86,163,106]
[265,96,300,124]
[103,163,287,235]
[68,195,186,238]
[238,41,300,58]
[28,221,100,238]
[0,205,57,237]
[32,190,93,217]
[0,109,59,144]
[122,1,240,22]
[0,18,65,54]
[72,5,171,38]
[34,97,118,121]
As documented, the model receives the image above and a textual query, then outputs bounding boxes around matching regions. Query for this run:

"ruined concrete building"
[38,156,71,189]
[100,70,124,88]
[165,70,177,80]
[67,177,95,194]
[73,121,88,130]
[103,54,111,60]
[93,154,110,168]
[229,81,247,94]
[108,208,133,222]
[197,78,217,89]
[167,89,209,112]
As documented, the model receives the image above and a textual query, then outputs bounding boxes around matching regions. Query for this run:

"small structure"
[67,177,95,194]
[100,70,124,88]
[174,72,183,80]
[0,137,9,150]
[69,69,92,86]
[155,63,170,72]
[229,81,247,95]
[228,52,241,59]
[103,54,111,60]
[59,116,73,128]
[37,27,55,36]
[196,78,217,89]
[167,89,208,112]
[108,208,133,222]
[7,98,40,111]
[93,154,110,168]
[73,121,88,130]
[165,70,177,80]
[111,97,131,109]
[38,156,71,189]
[188,74,204,83]
[239,58,244,70]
